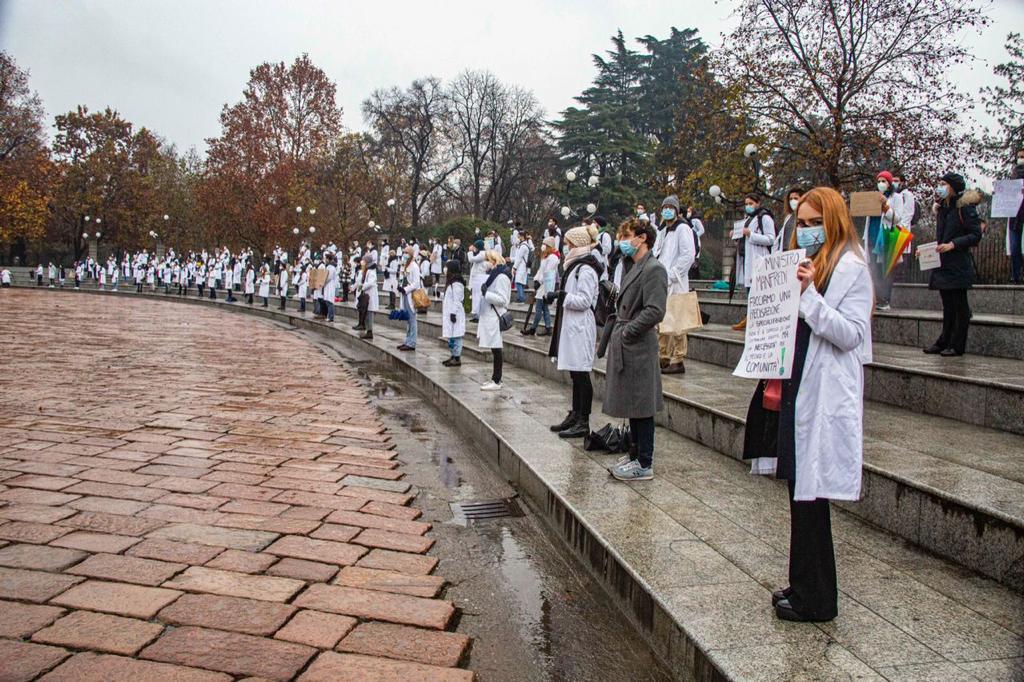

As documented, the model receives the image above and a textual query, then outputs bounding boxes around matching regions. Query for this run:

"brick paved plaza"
[0,290,473,681]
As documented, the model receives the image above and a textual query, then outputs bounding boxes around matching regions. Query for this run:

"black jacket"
[929,190,982,290]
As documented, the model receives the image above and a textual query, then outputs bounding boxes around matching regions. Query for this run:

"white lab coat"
[323,264,338,300]
[297,270,308,299]
[533,253,560,297]
[442,282,466,339]
[752,251,873,501]
[361,268,379,312]
[258,273,270,298]
[431,244,443,275]
[556,261,600,372]
[593,231,614,281]
[468,250,488,315]
[512,243,530,285]
[883,189,917,258]
[245,269,255,294]
[477,271,511,349]
[278,269,289,296]
[653,221,695,294]
[401,261,422,310]
[737,212,776,289]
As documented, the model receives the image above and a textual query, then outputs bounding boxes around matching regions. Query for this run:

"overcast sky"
[1,0,1021,159]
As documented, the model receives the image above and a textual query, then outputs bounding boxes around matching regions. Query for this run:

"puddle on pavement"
[496,525,554,663]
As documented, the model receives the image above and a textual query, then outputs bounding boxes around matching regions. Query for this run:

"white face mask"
[877,181,889,193]
[1017,158,1024,167]
[789,199,799,211]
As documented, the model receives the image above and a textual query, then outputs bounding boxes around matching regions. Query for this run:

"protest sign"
[991,179,1024,218]
[916,241,940,270]
[733,248,805,380]
[849,191,882,217]
[309,268,326,290]
[731,219,746,240]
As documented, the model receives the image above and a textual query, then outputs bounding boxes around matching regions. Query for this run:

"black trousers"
[787,480,838,619]
[491,349,503,384]
[628,417,655,468]
[936,288,971,354]
[570,371,593,418]
[279,296,287,309]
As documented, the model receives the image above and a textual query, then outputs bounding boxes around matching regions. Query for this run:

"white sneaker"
[480,381,502,391]
[611,459,653,481]
[614,454,633,468]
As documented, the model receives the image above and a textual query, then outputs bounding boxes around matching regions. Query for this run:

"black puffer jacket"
[929,190,982,290]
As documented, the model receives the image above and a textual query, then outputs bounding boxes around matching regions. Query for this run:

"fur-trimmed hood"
[957,189,983,208]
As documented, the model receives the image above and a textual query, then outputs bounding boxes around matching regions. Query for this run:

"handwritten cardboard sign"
[733,249,806,380]
[849,191,882,217]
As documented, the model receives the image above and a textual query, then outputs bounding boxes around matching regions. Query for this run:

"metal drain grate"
[450,498,523,523]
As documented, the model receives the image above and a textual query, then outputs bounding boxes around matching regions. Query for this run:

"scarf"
[564,245,592,266]
[480,264,509,295]
[548,254,603,359]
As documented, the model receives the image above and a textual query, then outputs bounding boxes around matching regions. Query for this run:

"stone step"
[696,298,1024,360]
[684,325,1024,435]
[340,304,1024,592]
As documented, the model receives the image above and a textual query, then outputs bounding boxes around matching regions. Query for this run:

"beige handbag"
[660,291,703,336]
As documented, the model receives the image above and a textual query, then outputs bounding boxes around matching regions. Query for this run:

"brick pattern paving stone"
[0,292,473,681]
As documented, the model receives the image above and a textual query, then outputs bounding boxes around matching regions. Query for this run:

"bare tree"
[362,77,462,228]
[720,0,989,189]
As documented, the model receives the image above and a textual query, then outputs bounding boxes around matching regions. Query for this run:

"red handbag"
[762,379,782,411]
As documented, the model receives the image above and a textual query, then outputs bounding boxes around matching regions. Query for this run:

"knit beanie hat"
[474,239,485,250]
[662,194,680,211]
[542,236,557,250]
[876,170,894,183]
[565,225,598,248]
[941,172,966,195]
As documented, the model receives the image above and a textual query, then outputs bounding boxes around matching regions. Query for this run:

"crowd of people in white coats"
[18,169,998,625]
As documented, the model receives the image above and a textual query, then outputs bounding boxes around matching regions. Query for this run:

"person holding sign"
[921,173,982,357]
[1008,149,1024,284]
[742,187,873,623]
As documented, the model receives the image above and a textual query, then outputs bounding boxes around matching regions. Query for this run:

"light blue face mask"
[661,208,675,221]
[619,240,638,257]
[796,226,826,255]
[744,205,756,215]
[936,185,949,199]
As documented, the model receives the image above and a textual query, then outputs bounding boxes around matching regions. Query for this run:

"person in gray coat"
[602,217,668,481]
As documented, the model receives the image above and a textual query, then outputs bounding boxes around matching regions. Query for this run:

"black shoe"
[359,331,373,340]
[536,327,551,337]
[939,348,962,357]
[397,344,415,352]
[923,344,944,354]
[662,362,685,375]
[558,417,589,439]
[774,598,835,623]
[449,357,461,366]
[521,327,536,336]
[772,587,792,606]
[353,325,365,331]
[550,411,577,433]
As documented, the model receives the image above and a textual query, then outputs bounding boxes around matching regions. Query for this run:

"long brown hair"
[790,187,863,291]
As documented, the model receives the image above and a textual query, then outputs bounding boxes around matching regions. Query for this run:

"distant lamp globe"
[708,185,722,199]
[368,221,375,229]
[95,218,101,224]
[94,232,101,239]
[309,208,316,216]
[560,206,571,218]
[292,227,300,235]
[586,203,597,214]
[565,171,576,183]
[587,175,599,187]
[743,143,758,158]
[82,232,89,240]
[386,198,396,208]
[296,206,302,213]
[309,226,316,234]
[163,214,169,221]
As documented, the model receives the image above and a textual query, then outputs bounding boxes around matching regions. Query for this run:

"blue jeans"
[325,300,335,322]
[403,296,417,347]
[448,336,463,358]
[532,300,551,329]
[515,282,526,302]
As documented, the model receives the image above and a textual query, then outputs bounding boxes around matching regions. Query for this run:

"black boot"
[558,414,590,439]
[550,411,577,433]
[520,326,535,336]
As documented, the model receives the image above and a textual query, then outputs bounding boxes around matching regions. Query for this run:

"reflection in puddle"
[439,453,462,490]
[496,526,553,668]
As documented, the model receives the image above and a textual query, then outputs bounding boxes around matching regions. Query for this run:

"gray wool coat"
[602,251,668,418]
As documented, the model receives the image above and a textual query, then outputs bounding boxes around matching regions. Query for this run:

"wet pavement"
[307,332,672,682]
[0,289,670,682]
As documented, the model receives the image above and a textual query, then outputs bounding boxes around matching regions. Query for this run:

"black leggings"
[786,480,837,619]
[570,371,593,417]
[491,349,503,384]
[628,417,655,468]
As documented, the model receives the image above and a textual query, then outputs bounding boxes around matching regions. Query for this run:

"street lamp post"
[386,198,396,234]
